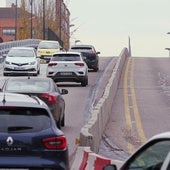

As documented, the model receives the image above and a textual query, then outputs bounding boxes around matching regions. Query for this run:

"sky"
[1,0,170,57]
[67,0,170,57]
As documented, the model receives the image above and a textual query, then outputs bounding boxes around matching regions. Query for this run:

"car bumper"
[0,154,69,169]
[3,66,38,75]
[47,72,87,83]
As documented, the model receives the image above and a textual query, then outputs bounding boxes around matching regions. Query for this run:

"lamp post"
[165,48,170,57]
[43,0,45,40]
[29,0,33,39]
[15,0,18,40]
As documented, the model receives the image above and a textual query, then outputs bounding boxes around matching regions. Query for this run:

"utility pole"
[43,0,45,39]
[15,0,18,40]
[29,0,33,39]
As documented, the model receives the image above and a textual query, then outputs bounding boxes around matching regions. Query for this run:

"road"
[99,57,170,161]
[35,56,117,164]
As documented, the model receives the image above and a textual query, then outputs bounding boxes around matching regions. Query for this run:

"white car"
[3,47,40,76]
[104,132,170,170]
[46,51,88,86]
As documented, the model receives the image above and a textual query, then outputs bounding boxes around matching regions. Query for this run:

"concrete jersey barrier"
[79,48,129,153]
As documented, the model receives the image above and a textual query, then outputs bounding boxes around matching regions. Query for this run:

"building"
[0,0,70,50]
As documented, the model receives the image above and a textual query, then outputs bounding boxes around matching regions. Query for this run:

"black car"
[1,76,68,129]
[0,92,69,169]
[70,44,100,72]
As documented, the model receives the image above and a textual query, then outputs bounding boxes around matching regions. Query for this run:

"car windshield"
[52,54,81,61]
[38,42,59,49]
[127,140,170,170]
[0,107,51,132]
[8,49,34,57]
[5,79,50,92]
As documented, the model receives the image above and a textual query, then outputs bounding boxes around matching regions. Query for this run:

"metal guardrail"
[0,39,40,63]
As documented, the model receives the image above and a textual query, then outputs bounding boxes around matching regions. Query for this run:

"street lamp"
[15,0,18,40]
[43,0,46,40]
[165,48,170,57]
[29,0,33,39]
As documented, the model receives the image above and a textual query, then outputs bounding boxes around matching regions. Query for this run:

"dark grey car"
[1,76,68,129]
[70,44,100,72]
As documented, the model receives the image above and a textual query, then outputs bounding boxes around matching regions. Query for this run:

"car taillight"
[75,62,84,66]
[43,136,67,150]
[40,93,58,104]
[48,63,57,66]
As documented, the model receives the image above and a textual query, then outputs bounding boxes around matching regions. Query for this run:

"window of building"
[3,28,15,36]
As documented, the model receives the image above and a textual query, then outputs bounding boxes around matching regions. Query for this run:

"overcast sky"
[1,0,170,57]
[68,0,170,57]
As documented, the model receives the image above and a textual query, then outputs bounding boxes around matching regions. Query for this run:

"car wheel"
[61,115,65,127]
[3,72,8,76]
[94,67,99,72]
[81,77,88,86]
[57,120,61,129]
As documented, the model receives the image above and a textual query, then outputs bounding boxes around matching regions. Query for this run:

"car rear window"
[52,54,81,61]
[38,41,59,49]
[0,107,51,132]
[71,47,93,52]
[5,79,50,92]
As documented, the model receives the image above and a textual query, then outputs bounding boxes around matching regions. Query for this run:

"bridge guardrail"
[0,39,40,64]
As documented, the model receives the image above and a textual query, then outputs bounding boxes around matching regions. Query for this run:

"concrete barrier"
[71,147,123,170]
[79,48,129,153]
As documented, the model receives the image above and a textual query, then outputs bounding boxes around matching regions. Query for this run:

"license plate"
[14,67,24,70]
[60,72,72,75]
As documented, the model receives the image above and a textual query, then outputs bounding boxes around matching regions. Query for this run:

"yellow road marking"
[124,58,134,153]
[130,58,147,143]
[124,58,147,153]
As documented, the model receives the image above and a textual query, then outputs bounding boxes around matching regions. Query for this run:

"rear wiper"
[8,126,33,131]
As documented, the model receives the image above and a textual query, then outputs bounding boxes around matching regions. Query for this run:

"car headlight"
[30,61,36,65]
[5,61,10,64]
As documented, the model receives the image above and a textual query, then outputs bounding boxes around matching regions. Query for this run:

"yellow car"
[37,40,62,63]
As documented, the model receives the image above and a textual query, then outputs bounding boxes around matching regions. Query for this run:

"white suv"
[46,51,88,86]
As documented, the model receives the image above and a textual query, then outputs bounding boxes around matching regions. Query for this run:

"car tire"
[94,67,99,72]
[3,72,9,76]
[57,119,61,129]
[81,77,88,86]
[61,115,65,127]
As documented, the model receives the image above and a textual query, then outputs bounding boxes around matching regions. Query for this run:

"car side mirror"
[103,164,117,170]
[96,52,100,55]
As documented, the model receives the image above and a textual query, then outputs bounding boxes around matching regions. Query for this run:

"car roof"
[39,40,59,43]
[149,132,170,141]
[70,44,94,48]
[5,76,52,82]
[0,92,46,108]
[10,46,35,50]
[53,51,82,55]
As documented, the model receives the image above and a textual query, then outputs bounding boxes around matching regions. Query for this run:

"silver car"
[3,46,40,76]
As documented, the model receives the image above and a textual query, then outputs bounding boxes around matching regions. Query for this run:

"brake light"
[75,62,84,66]
[40,93,58,104]
[43,136,67,150]
[48,63,57,66]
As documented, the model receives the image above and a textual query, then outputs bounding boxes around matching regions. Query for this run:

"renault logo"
[6,136,13,146]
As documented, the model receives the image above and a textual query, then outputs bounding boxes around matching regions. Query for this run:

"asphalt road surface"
[99,57,170,161]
